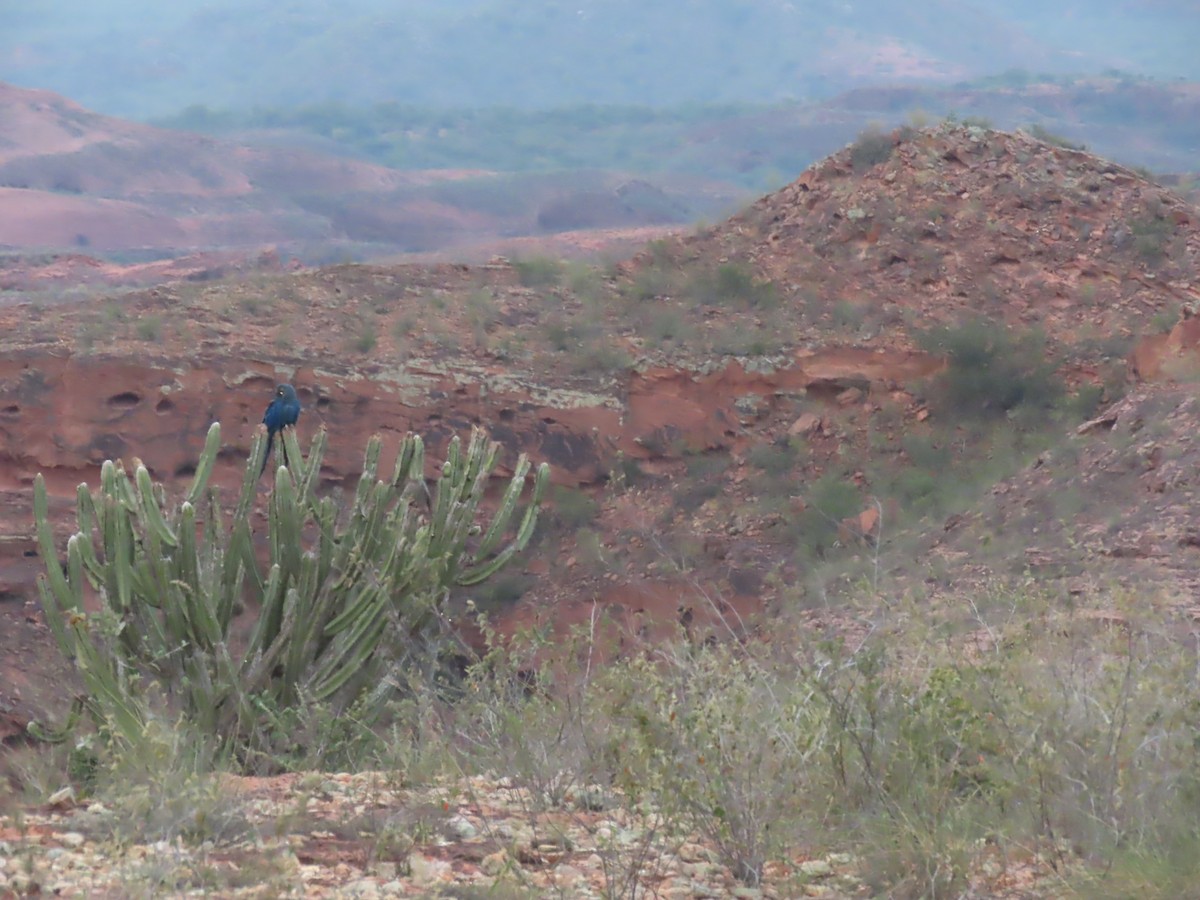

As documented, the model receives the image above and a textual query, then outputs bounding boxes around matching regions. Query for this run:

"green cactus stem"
[32,421,548,763]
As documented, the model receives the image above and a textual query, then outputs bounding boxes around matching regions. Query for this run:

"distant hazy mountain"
[3,0,1198,118]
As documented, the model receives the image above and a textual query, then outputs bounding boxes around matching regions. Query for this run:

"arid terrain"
[4,112,1200,895]
[3,113,1199,724]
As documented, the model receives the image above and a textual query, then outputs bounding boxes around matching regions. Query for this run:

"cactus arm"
[185,422,221,505]
[33,475,76,609]
[474,454,531,557]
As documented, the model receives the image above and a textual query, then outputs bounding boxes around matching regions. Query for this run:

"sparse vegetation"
[745,439,800,479]
[849,125,896,172]
[1027,122,1088,151]
[392,588,1200,893]
[1130,211,1174,264]
[698,262,778,310]
[352,321,378,353]
[135,315,163,341]
[549,485,601,529]
[916,317,1063,419]
[511,256,564,288]
[15,587,1200,895]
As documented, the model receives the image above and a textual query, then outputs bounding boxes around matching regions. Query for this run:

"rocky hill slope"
[665,124,1200,349]
[3,123,1200,733]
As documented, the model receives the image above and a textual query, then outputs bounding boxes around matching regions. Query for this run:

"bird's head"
[276,384,298,402]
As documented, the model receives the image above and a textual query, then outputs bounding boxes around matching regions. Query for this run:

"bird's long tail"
[260,431,275,477]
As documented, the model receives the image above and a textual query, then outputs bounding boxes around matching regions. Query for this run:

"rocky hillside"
[926,383,1200,605]
[663,124,1200,351]
[4,124,1200,734]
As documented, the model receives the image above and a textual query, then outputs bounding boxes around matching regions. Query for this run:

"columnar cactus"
[34,422,549,757]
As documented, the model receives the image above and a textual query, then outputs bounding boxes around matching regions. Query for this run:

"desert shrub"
[466,571,533,612]
[1065,382,1106,421]
[803,594,1200,897]
[901,432,951,471]
[550,485,601,529]
[542,314,628,374]
[673,479,723,514]
[691,262,778,310]
[512,255,564,287]
[1150,305,1180,334]
[607,452,649,493]
[1027,122,1087,151]
[135,315,163,341]
[832,300,866,332]
[1130,213,1174,264]
[643,307,691,343]
[805,474,861,525]
[745,440,798,478]
[610,643,819,884]
[849,126,896,171]
[77,722,250,848]
[464,288,501,344]
[426,586,1200,894]
[352,321,377,353]
[790,473,863,560]
[685,452,731,480]
[569,338,633,374]
[624,263,679,303]
[890,467,941,512]
[916,317,1063,419]
[563,260,606,300]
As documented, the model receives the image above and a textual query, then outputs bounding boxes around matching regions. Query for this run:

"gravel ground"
[0,771,876,898]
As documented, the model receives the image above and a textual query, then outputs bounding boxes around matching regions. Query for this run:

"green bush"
[745,440,798,478]
[1130,213,1174,265]
[849,126,896,172]
[135,315,163,342]
[916,317,1063,419]
[693,262,778,310]
[550,485,601,529]
[611,644,817,884]
[790,473,863,560]
[512,255,564,287]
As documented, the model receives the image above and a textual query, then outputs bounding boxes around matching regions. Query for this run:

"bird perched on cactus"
[261,383,302,476]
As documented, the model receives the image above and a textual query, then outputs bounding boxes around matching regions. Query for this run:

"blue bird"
[261,383,301,476]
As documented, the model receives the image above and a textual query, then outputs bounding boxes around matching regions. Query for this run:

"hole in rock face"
[174,463,197,478]
[316,396,332,409]
[107,392,141,409]
[0,405,19,417]
[155,397,175,414]
[498,408,515,422]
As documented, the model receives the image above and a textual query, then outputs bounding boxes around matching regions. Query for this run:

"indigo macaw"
[261,383,301,476]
